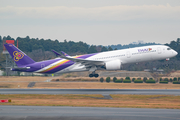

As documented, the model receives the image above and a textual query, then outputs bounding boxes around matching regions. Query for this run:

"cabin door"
[157,47,162,54]
[126,51,131,58]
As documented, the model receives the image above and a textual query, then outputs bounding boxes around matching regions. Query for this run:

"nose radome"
[175,51,178,55]
[174,51,178,55]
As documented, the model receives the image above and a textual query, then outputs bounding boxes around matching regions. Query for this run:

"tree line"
[0,35,160,55]
[0,35,110,55]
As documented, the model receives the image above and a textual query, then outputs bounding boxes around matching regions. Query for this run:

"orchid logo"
[13,51,24,61]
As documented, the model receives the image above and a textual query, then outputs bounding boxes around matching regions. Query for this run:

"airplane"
[4,44,178,77]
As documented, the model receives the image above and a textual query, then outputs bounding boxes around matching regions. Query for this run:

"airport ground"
[1,81,180,89]
[1,89,180,120]
[0,76,180,89]
[1,106,180,120]
[1,93,180,109]
[0,75,180,109]
[1,70,180,88]
[0,72,180,120]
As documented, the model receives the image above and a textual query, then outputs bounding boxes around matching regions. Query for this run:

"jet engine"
[105,59,121,70]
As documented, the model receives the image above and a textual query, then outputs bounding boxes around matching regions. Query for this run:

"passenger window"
[167,48,171,50]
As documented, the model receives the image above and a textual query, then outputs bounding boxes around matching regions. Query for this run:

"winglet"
[61,51,70,57]
[52,50,70,57]
[52,50,61,56]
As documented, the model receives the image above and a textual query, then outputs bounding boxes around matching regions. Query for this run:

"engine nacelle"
[105,59,121,70]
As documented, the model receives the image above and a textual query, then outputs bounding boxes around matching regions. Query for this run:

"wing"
[52,50,104,66]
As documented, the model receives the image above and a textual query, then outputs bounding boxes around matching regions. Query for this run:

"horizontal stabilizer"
[11,67,30,71]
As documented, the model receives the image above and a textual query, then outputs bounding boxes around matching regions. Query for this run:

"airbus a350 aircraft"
[4,44,177,77]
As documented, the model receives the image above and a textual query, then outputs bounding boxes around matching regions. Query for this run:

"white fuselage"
[89,45,176,63]
[53,45,177,74]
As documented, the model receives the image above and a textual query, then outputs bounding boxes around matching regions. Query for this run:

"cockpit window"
[167,48,171,50]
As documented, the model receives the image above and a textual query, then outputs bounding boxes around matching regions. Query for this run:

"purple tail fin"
[4,44,35,67]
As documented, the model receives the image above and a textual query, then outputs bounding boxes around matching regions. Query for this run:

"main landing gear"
[89,71,99,78]
[89,73,99,78]
[89,66,99,78]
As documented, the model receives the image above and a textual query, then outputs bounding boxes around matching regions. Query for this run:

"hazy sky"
[0,0,180,45]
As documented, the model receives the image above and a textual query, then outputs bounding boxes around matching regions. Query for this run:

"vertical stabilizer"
[4,44,35,67]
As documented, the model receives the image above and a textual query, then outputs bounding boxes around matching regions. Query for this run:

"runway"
[1,89,180,120]
[0,105,180,120]
[0,89,180,95]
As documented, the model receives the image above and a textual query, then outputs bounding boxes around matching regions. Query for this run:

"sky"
[0,0,180,46]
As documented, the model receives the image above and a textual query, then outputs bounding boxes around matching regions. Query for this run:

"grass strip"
[0,94,180,109]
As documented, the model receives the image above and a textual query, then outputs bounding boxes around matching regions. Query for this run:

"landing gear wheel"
[94,74,99,78]
[89,74,99,78]
[89,74,94,77]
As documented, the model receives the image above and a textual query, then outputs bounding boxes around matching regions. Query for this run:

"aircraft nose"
[173,50,178,56]
[175,51,178,55]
